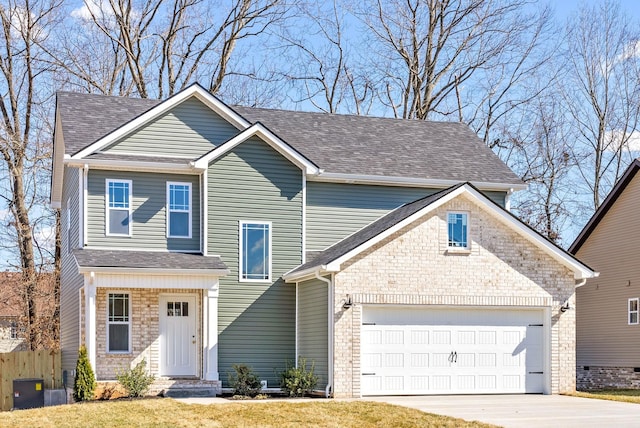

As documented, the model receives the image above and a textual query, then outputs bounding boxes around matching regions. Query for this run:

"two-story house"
[51,84,595,398]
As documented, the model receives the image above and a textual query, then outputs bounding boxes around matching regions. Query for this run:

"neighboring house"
[0,272,27,353]
[570,159,640,390]
[51,84,595,398]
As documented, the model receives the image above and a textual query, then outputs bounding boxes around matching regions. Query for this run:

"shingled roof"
[73,249,228,272]
[55,88,523,186]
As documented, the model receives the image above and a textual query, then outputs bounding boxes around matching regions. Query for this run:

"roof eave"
[64,157,202,174]
[77,266,230,276]
[309,172,527,192]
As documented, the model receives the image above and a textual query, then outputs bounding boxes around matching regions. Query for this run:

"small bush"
[116,359,156,398]
[73,345,97,402]
[279,357,318,397]
[228,364,262,397]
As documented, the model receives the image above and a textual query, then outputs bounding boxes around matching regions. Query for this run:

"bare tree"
[279,0,373,114]
[355,0,545,120]
[563,0,640,211]
[0,0,61,350]
[50,0,286,99]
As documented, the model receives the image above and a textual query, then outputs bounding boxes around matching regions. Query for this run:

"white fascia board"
[65,157,200,174]
[460,185,597,280]
[77,266,230,276]
[71,85,251,160]
[283,265,336,283]
[194,123,320,174]
[309,172,528,192]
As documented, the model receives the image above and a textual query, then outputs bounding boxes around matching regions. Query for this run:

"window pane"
[109,324,129,352]
[631,300,638,312]
[242,223,270,280]
[109,209,130,235]
[169,184,190,211]
[182,302,188,317]
[109,294,129,322]
[169,212,189,237]
[109,182,129,208]
[448,213,468,248]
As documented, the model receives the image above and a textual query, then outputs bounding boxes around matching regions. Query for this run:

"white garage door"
[361,306,546,395]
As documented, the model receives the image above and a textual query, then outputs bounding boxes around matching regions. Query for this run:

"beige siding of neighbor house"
[0,318,25,352]
[574,172,640,371]
[329,193,576,398]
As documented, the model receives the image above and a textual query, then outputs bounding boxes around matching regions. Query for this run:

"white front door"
[159,294,197,377]
[361,306,546,395]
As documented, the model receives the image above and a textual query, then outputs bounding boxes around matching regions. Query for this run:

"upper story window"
[447,212,469,249]
[106,179,132,236]
[239,221,271,282]
[629,298,639,325]
[10,321,17,340]
[167,182,191,238]
[108,293,131,353]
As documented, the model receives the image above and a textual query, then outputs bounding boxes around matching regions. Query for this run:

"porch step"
[162,388,216,398]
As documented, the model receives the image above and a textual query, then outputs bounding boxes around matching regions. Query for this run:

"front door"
[159,294,197,376]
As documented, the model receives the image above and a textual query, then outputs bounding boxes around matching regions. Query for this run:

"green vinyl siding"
[208,137,303,386]
[297,278,329,389]
[306,182,506,251]
[60,166,84,373]
[103,97,240,158]
[86,170,200,251]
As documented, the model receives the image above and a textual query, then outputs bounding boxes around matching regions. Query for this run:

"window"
[10,321,17,340]
[629,298,639,325]
[106,179,132,236]
[239,221,271,281]
[167,301,189,317]
[167,182,191,238]
[108,293,130,352]
[447,212,469,249]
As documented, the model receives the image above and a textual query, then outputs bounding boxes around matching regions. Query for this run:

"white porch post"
[204,284,219,381]
[84,278,97,371]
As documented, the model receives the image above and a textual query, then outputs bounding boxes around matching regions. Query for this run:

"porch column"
[84,279,97,371]
[204,284,219,381]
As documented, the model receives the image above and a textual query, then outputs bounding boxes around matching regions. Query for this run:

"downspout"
[315,270,333,398]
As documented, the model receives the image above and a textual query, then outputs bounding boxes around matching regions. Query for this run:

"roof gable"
[570,159,640,254]
[193,122,320,174]
[70,84,250,159]
[285,183,596,281]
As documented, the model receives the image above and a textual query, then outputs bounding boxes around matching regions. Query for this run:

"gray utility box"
[13,378,44,409]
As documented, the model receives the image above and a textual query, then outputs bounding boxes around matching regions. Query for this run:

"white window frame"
[629,298,639,325]
[447,211,470,250]
[107,292,132,353]
[239,221,272,283]
[166,181,192,239]
[105,179,132,237]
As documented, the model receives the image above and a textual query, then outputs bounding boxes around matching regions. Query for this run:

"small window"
[629,298,639,325]
[106,179,132,236]
[108,293,130,352]
[239,221,271,282]
[10,322,17,340]
[167,182,191,238]
[447,212,469,249]
[167,301,189,317]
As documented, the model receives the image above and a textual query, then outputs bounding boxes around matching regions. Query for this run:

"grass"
[2,398,496,427]
[569,389,640,404]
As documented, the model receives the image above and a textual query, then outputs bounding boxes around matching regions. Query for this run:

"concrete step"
[162,388,216,398]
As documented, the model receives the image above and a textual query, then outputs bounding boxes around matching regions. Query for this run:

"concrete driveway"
[366,394,640,427]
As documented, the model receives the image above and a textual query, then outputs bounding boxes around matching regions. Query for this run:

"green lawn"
[3,398,497,427]
[569,389,640,404]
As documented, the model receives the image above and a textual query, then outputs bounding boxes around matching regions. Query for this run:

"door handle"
[454,351,457,363]
[448,351,453,363]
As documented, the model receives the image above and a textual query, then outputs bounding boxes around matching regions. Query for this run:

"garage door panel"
[361,307,546,395]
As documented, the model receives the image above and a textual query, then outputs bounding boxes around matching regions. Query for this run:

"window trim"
[105,179,133,237]
[107,292,132,354]
[238,220,272,283]
[447,211,470,250]
[166,181,192,239]
[629,298,639,325]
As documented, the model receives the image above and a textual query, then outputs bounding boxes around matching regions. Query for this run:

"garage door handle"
[362,373,376,376]
[528,371,543,374]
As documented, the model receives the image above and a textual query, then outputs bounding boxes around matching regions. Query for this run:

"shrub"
[228,364,262,397]
[116,359,156,398]
[279,357,318,397]
[73,345,97,402]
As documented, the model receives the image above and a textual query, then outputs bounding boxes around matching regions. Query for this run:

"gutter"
[314,270,334,398]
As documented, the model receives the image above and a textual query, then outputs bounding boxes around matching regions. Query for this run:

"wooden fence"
[0,350,62,411]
